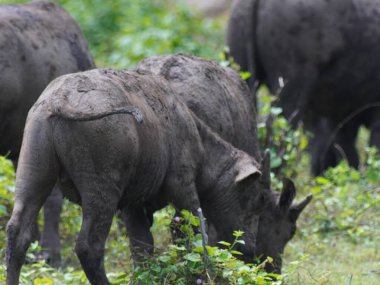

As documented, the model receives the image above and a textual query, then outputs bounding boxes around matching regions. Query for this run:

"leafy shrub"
[0,207,285,285]
[0,157,15,258]
[116,210,285,285]
[300,148,380,242]
[57,0,225,68]
[0,156,14,219]
[254,86,309,188]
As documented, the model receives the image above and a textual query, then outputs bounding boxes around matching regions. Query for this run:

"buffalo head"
[255,151,312,273]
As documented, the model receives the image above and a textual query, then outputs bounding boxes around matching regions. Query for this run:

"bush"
[0,157,15,254]
[301,148,380,242]
[104,211,284,285]
[0,206,285,285]
[57,0,226,68]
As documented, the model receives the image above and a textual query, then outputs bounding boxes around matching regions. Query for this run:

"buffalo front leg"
[165,182,209,265]
[40,185,63,267]
[333,122,360,168]
[368,108,380,150]
[122,207,154,264]
[309,117,360,175]
[170,208,209,265]
[310,132,339,176]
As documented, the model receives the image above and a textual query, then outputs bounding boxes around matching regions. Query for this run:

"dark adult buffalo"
[0,1,94,266]
[227,0,380,175]
[137,54,312,272]
[7,68,267,284]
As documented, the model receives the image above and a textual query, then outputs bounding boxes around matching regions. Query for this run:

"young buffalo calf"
[7,69,267,285]
[137,54,312,273]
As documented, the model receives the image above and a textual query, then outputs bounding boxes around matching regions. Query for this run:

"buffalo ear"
[234,155,261,183]
[261,149,271,189]
[289,194,313,222]
[279,178,296,210]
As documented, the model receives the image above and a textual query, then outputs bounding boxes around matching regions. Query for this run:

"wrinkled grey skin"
[136,54,312,272]
[6,68,274,285]
[136,54,261,160]
[227,0,380,175]
[0,1,94,266]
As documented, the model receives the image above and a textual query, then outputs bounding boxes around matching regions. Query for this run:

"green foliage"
[0,206,284,285]
[301,147,380,242]
[0,262,89,285]
[0,157,15,257]
[284,237,380,284]
[57,0,225,68]
[0,156,14,217]
[256,86,309,184]
[129,210,284,285]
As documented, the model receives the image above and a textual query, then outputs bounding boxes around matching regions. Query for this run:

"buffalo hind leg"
[10,159,63,268]
[330,120,360,170]
[368,109,380,150]
[7,204,44,285]
[6,177,56,285]
[7,132,57,284]
[75,182,119,285]
[40,185,63,267]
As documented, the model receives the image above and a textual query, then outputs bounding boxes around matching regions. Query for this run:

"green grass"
[285,236,380,285]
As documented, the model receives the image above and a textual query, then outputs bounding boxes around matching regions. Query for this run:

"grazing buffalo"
[6,68,272,284]
[227,0,380,175]
[0,0,94,266]
[137,54,312,272]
